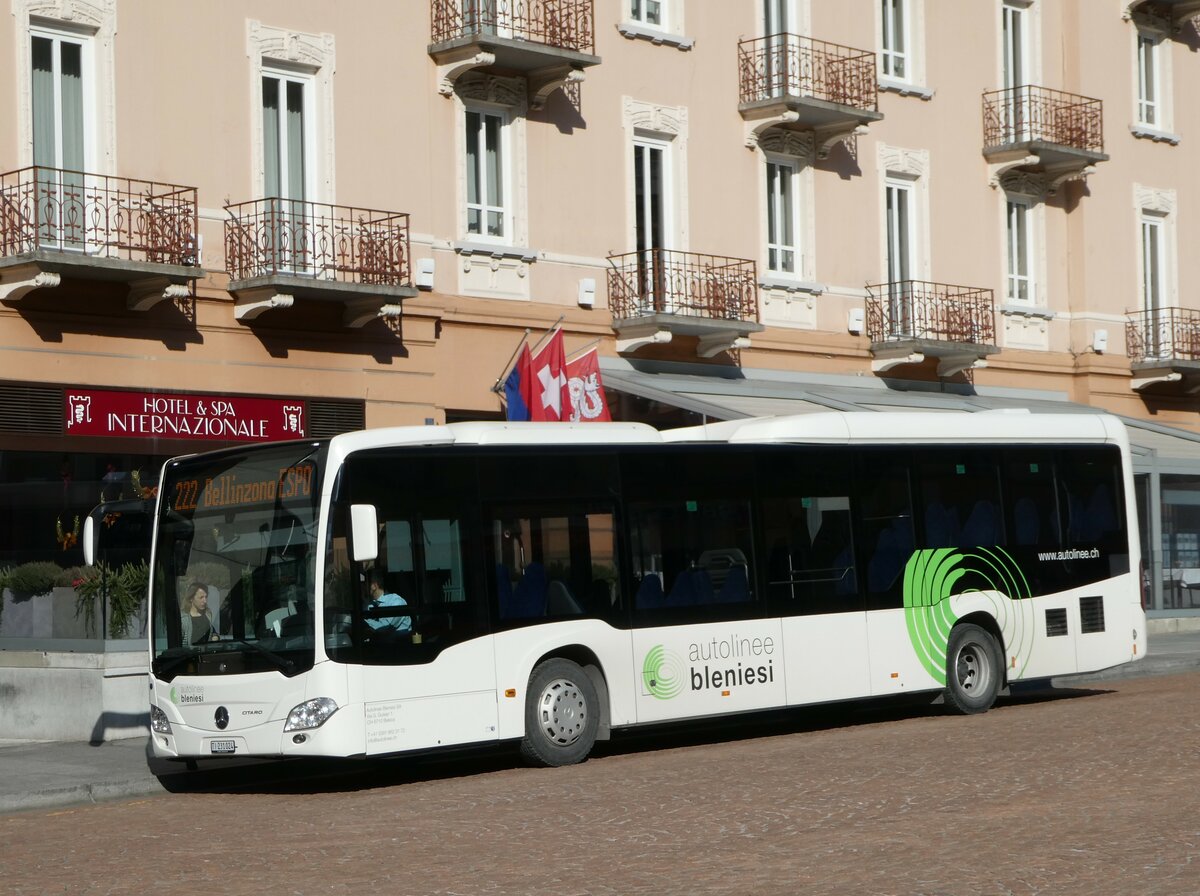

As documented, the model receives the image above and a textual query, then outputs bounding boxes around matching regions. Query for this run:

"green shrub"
[3,561,66,597]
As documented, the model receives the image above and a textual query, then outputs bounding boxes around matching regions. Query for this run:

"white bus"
[119,411,1145,768]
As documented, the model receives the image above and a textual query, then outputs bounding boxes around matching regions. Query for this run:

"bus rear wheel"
[944,623,1002,715]
[519,658,600,767]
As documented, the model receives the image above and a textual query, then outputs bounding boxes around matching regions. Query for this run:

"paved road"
[3,670,1197,895]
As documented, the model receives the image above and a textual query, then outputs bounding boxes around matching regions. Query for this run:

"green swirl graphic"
[641,644,686,700]
[903,547,1033,685]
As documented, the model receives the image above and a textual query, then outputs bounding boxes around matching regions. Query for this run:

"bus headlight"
[150,704,173,735]
[284,697,339,732]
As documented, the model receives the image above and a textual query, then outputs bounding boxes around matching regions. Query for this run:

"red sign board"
[63,389,307,443]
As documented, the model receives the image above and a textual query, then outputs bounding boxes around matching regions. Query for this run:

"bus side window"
[858,455,914,609]
[1004,453,1061,547]
[758,450,859,616]
[916,454,1003,549]
[1059,449,1124,547]
[488,506,618,624]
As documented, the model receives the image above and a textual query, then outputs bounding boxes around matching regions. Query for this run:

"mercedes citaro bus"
[88,411,1144,767]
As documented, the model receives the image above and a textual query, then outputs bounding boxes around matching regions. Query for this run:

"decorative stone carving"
[456,73,526,108]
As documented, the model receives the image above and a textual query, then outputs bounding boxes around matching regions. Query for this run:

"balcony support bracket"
[1046,163,1096,196]
[344,298,403,329]
[437,50,497,96]
[871,351,925,374]
[234,287,295,322]
[987,153,1042,189]
[616,326,673,354]
[127,277,191,312]
[1131,370,1184,391]
[937,355,988,378]
[814,123,869,160]
[697,334,752,358]
[529,65,585,110]
[744,111,800,149]
[0,267,61,303]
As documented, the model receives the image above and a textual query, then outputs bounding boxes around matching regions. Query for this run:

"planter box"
[1,587,101,640]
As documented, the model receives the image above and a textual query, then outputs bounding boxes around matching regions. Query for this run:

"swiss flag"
[565,347,612,422]
[528,328,570,421]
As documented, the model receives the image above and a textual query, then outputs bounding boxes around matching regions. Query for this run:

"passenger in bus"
[180,582,220,645]
[365,569,412,635]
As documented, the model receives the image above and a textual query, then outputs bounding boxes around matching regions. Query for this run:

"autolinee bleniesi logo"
[642,645,687,700]
[642,635,777,700]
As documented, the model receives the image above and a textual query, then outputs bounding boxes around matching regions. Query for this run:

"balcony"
[429,0,600,108]
[865,281,999,376]
[607,250,765,357]
[737,34,883,156]
[982,86,1108,191]
[0,166,199,309]
[224,199,417,328]
[1126,308,1200,390]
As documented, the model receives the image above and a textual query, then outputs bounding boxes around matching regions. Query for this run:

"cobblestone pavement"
[3,673,1198,896]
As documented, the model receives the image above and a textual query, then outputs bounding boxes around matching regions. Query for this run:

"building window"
[880,0,908,80]
[884,177,915,336]
[1002,1,1029,91]
[465,107,508,239]
[632,137,671,309]
[1142,212,1164,316]
[885,178,913,285]
[1137,34,1159,128]
[262,70,312,203]
[766,159,799,275]
[1006,198,1034,304]
[30,28,90,172]
[630,0,664,27]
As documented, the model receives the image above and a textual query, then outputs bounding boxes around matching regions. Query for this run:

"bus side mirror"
[350,504,379,563]
[82,515,96,567]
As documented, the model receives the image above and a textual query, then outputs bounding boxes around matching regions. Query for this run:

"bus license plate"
[210,739,236,754]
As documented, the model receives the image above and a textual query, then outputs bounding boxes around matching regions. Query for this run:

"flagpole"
[490,328,531,394]
[528,314,566,355]
[566,337,601,361]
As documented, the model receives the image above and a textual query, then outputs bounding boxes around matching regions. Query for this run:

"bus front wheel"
[519,658,600,767]
[944,623,1002,715]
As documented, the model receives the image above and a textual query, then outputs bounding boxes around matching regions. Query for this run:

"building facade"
[3,0,1200,627]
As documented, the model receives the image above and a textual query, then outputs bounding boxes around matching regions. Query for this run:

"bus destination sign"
[64,389,307,443]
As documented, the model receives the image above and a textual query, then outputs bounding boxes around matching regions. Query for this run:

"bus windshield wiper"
[153,647,199,678]
[224,637,296,673]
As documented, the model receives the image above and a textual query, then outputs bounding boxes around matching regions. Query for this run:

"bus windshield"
[150,441,325,681]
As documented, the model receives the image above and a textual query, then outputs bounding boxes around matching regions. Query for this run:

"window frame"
[260,66,316,203]
[629,0,667,28]
[463,103,512,243]
[765,156,801,277]
[880,0,909,81]
[29,24,95,173]
[1005,196,1035,305]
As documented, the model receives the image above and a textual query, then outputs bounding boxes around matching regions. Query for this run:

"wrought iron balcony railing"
[607,250,759,323]
[430,0,595,53]
[738,34,878,110]
[982,86,1104,154]
[0,166,197,266]
[865,281,996,345]
[224,199,412,288]
[1126,308,1200,365]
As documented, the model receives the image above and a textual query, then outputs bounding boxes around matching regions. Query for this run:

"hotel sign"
[64,389,307,443]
